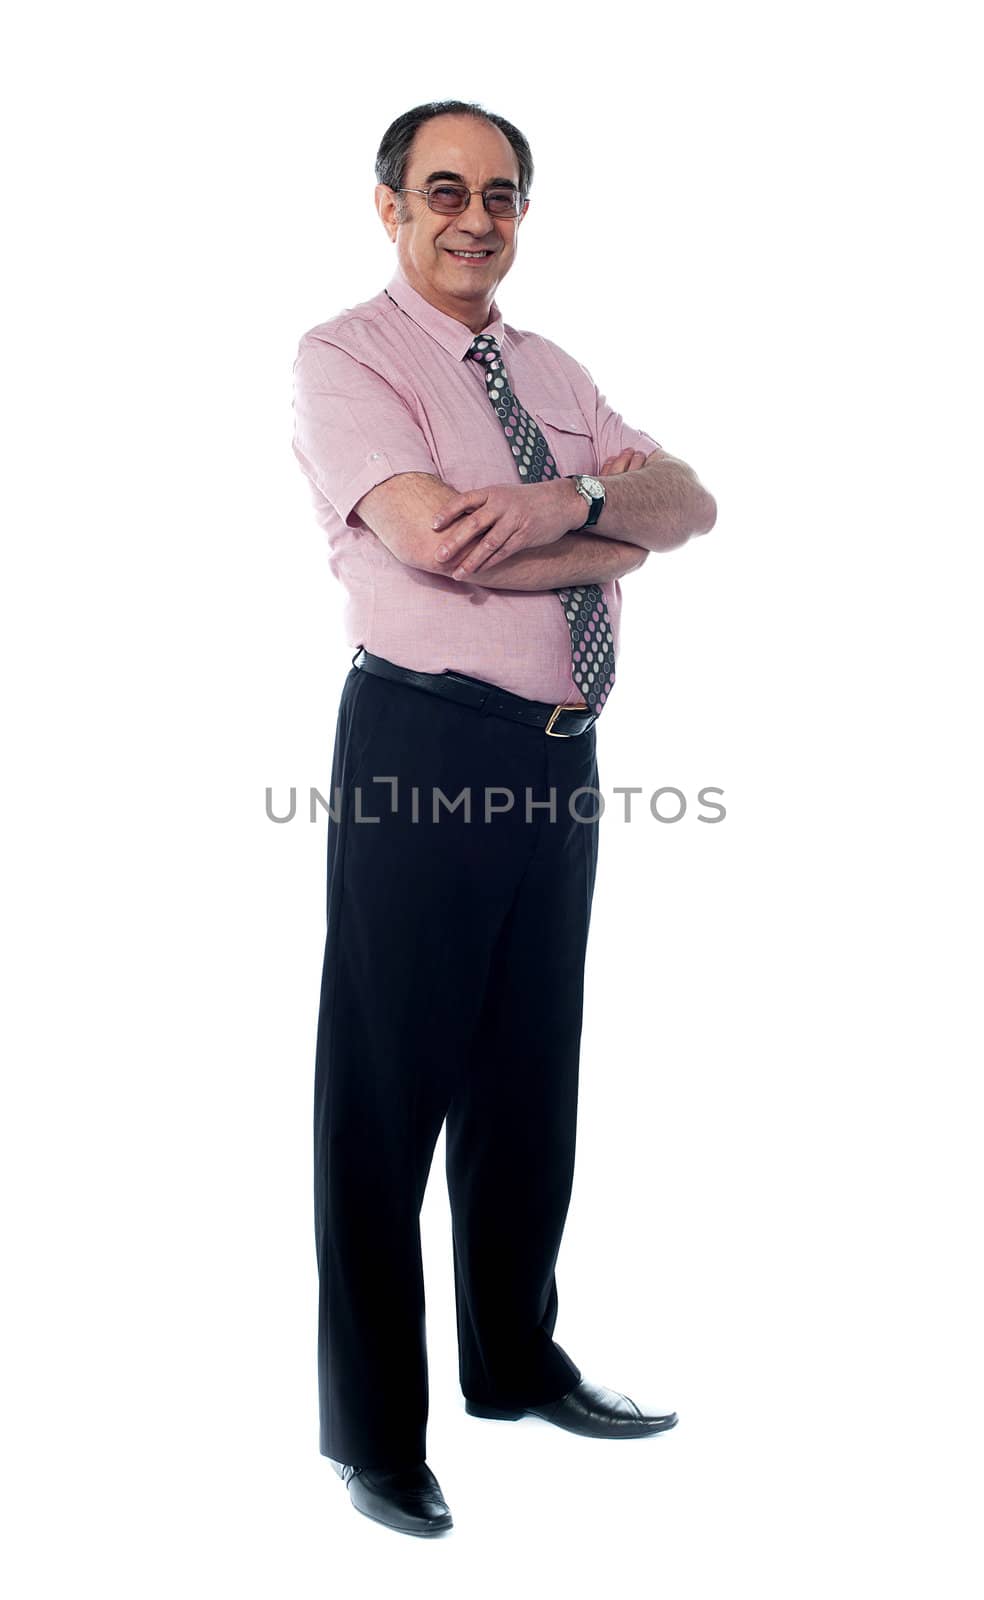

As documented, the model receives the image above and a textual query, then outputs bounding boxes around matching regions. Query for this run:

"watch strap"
[569,475,604,528]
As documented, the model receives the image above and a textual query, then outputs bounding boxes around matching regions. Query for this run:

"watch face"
[581,475,605,497]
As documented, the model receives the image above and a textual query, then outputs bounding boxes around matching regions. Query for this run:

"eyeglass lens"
[429,184,520,216]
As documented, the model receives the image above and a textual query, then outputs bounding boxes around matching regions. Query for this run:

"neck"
[398,266,494,334]
[432,291,493,334]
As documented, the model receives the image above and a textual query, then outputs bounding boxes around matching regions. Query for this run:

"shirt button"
[369,451,381,461]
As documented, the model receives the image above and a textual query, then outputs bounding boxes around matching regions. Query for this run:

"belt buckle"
[545,704,576,737]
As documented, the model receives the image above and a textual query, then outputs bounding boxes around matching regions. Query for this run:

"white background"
[3,2,981,1595]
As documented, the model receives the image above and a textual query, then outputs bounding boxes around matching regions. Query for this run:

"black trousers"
[314,663,601,1467]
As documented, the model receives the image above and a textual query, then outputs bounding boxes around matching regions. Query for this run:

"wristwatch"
[568,473,606,529]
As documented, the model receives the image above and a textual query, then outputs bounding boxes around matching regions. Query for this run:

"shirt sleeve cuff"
[334,449,442,529]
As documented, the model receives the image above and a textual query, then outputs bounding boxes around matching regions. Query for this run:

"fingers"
[440,514,500,568]
[451,530,511,579]
[434,526,476,562]
[600,448,649,474]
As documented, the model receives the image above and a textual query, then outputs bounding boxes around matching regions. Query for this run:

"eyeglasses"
[394,183,526,218]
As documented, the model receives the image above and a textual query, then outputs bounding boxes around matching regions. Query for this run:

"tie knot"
[466,334,500,364]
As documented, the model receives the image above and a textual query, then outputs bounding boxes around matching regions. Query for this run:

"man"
[291,99,716,1538]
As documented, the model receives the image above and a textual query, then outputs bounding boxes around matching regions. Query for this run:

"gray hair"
[375,100,533,222]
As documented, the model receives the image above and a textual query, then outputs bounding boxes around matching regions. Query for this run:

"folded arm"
[353,471,647,590]
[464,529,647,589]
[589,449,717,551]
[428,448,716,579]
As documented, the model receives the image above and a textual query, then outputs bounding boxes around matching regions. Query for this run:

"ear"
[375,184,400,241]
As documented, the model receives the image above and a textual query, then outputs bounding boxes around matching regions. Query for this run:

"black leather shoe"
[329,1459,453,1536]
[465,1377,678,1438]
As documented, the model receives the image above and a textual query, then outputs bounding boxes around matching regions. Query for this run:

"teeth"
[450,251,489,257]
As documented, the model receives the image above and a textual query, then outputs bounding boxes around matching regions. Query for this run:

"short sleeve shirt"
[291,262,661,704]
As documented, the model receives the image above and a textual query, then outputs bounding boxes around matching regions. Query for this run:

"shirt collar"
[384,261,505,359]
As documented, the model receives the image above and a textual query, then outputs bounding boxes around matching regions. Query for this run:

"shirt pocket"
[531,405,598,479]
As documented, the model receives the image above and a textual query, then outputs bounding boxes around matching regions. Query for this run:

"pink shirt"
[291,262,661,705]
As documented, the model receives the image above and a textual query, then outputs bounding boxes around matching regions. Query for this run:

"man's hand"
[431,479,576,580]
[600,448,649,474]
[431,448,650,580]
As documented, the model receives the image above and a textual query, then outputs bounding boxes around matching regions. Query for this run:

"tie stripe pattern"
[466,334,615,714]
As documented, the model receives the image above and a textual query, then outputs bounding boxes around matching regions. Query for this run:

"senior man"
[291,98,716,1538]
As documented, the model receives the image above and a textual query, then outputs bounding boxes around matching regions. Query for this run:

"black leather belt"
[351,647,598,737]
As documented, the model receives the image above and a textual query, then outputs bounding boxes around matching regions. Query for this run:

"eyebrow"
[423,170,519,190]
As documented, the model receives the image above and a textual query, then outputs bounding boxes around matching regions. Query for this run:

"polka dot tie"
[465,334,616,715]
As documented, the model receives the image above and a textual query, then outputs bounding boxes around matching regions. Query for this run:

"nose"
[456,191,496,238]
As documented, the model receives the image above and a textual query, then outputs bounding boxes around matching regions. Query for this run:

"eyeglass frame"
[391,184,527,218]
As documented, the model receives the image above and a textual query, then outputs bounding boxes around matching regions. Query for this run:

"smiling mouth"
[445,249,495,258]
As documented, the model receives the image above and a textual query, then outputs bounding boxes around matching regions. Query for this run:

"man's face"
[376,114,529,330]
